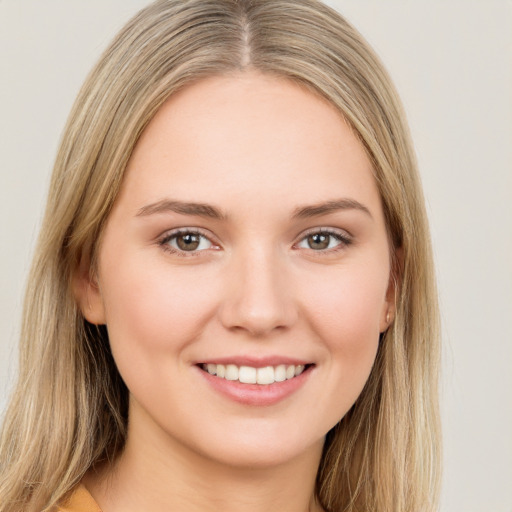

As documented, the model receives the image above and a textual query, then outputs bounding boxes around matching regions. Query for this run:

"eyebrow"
[136,197,372,221]
[136,199,226,220]
[292,198,372,219]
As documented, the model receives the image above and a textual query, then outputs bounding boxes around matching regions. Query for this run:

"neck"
[85,410,325,512]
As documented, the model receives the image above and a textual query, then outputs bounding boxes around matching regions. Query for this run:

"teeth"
[274,365,286,382]
[294,364,305,376]
[201,363,307,385]
[239,366,257,384]
[225,364,239,381]
[257,366,274,385]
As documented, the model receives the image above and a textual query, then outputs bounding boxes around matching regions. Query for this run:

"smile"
[200,363,307,385]
[197,360,314,406]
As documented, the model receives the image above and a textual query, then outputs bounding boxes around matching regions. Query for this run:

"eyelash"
[294,228,353,253]
[158,228,216,257]
[158,227,352,257]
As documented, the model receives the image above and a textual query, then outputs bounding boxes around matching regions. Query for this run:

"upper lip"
[196,356,312,368]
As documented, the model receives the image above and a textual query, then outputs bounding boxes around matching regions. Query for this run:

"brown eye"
[307,233,330,250]
[176,233,201,251]
[162,231,213,253]
[296,230,350,252]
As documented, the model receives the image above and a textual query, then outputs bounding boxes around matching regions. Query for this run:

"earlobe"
[72,258,106,325]
[380,246,403,333]
[380,304,394,333]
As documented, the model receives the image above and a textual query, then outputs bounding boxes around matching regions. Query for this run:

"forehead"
[118,71,382,220]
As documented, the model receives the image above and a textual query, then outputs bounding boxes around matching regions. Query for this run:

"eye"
[160,229,214,254]
[296,229,351,251]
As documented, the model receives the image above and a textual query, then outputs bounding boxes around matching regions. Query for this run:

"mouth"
[198,363,313,385]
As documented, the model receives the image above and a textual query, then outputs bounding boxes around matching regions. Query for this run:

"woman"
[0,1,441,511]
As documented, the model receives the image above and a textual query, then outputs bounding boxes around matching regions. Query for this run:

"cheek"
[303,262,387,341]
[99,254,218,364]
[300,261,387,399]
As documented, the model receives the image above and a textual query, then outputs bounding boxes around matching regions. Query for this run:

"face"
[78,72,395,469]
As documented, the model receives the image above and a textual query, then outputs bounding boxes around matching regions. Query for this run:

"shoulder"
[56,484,102,512]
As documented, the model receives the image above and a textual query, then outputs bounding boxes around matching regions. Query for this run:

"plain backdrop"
[0,1,511,511]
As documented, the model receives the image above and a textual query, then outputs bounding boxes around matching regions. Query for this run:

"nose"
[218,246,298,337]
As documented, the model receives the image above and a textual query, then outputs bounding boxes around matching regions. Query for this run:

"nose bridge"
[219,242,297,336]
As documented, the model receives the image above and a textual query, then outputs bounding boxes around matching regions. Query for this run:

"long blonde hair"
[0,1,441,511]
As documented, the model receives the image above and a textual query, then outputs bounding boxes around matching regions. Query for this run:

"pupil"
[177,233,200,251]
[308,233,329,250]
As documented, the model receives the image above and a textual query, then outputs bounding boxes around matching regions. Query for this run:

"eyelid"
[158,227,220,256]
[156,226,353,256]
[294,227,353,251]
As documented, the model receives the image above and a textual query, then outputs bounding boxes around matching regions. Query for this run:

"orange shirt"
[57,484,102,512]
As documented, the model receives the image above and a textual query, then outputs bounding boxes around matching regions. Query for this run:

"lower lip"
[196,365,313,406]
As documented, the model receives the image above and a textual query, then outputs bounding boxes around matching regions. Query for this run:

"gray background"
[1,1,511,510]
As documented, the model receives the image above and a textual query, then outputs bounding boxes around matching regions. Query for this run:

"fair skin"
[77,71,396,512]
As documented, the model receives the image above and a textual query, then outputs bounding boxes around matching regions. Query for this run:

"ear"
[72,253,106,325]
[380,246,403,333]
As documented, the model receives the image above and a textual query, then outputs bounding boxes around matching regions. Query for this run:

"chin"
[182,419,327,471]
[206,441,322,471]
